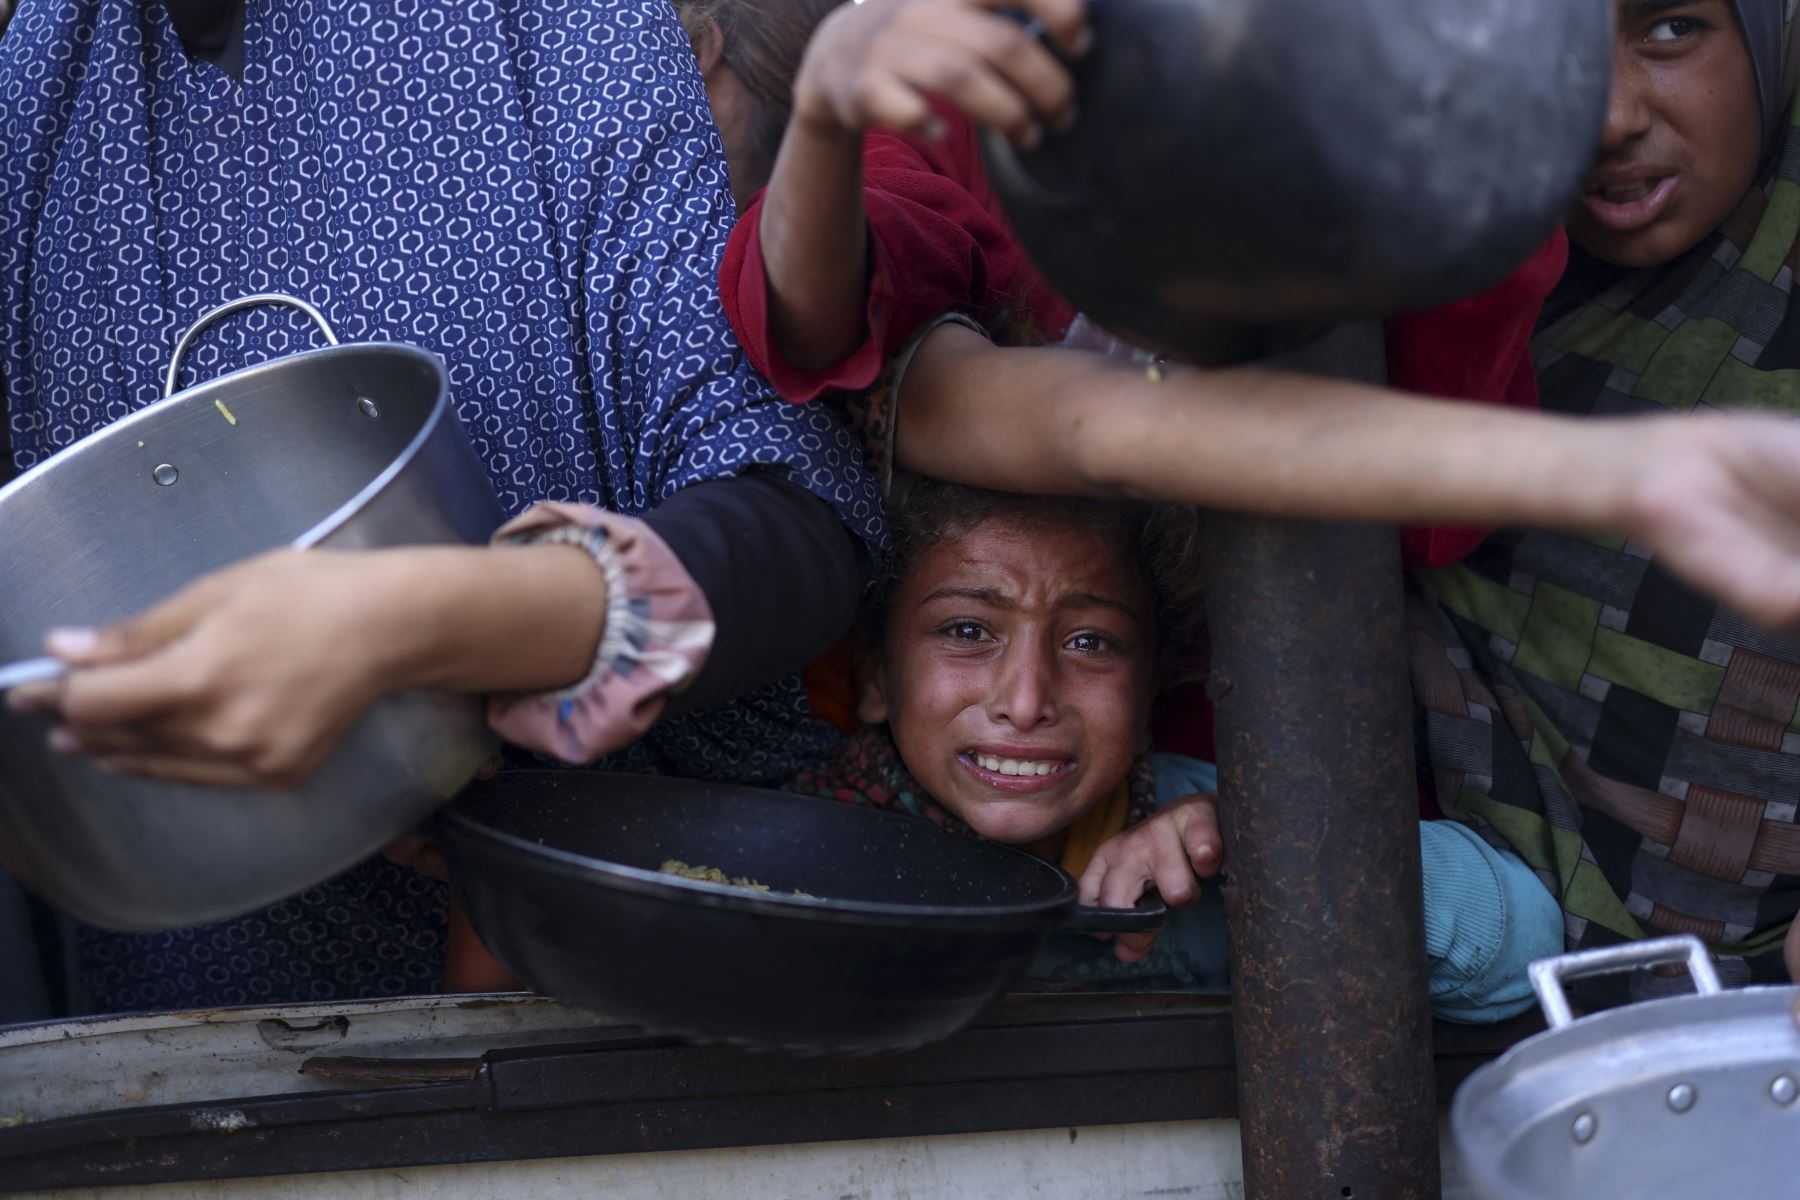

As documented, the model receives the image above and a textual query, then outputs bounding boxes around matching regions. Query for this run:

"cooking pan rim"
[438,796,1081,926]
[0,341,452,554]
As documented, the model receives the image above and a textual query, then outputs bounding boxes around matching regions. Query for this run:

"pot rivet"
[152,463,179,487]
[357,397,380,420]
[1666,1083,1697,1113]
[1772,1075,1798,1106]
[1570,1111,1597,1145]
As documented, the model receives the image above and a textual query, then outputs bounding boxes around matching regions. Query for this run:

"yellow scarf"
[1058,780,1133,878]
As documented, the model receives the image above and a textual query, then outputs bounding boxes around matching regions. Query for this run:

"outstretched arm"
[11,543,608,788]
[749,0,1084,376]
[898,324,1800,629]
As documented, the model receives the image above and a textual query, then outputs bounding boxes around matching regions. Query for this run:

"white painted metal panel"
[4,1121,1487,1199]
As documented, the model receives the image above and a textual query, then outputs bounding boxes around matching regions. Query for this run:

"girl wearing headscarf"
[0,0,880,1012]
[1408,0,1800,1003]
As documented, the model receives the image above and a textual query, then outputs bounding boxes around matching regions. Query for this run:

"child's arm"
[1078,793,1222,963]
[744,0,1085,380]
[1418,821,1564,1024]
[12,543,609,789]
[896,323,1800,630]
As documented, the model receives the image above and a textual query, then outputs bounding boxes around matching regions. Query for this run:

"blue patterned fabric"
[0,0,881,1012]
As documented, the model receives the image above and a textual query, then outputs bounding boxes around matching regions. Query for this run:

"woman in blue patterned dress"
[0,0,881,1012]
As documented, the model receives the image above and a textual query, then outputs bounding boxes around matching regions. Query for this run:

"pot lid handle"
[1528,935,1722,1030]
[163,293,341,398]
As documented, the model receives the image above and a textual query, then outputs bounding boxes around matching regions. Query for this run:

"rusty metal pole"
[1200,323,1438,1199]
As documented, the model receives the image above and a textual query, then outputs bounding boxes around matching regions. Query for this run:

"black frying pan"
[437,771,1164,1055]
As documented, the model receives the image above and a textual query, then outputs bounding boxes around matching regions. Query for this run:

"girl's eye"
[1646,17,1702,43]
[944,621,988,642]
[1067,632,1113,654]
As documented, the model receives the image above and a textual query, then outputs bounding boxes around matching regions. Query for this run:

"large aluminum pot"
[1452,936,1800,1199]
[0,295,504,930]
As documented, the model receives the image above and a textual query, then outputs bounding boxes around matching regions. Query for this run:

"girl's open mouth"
[1580,175,1677,233]
[958,751,1075,792]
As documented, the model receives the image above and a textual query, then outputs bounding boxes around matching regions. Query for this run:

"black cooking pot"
[439,771,1164,1055]
[986,0,1613,361]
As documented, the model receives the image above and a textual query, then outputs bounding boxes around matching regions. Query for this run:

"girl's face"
[1569,0,1766,268]
[862,518,1158,846]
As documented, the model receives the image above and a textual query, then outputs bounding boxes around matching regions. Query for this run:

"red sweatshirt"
[1388,230,1568,569]
[721,104,1075,404]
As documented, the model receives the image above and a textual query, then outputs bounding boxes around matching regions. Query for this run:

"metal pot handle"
[0,656,66,694]
[1528,934,1721,1030]
[163,293,340,398]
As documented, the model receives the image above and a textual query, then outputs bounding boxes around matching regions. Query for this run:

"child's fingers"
[1097,852,1152,910]
[1114,930,1159,963]
[1150,824,1198,906]
[971,0,1091,60]
[48,720,186,760]
[5,678,62,715]
[833,66,940,137]
[1177,801,1223,878]
[56,650,202,728]
[414,847,446,881]
[918,7,1076,132]
[46,571,223,669]
[883,28,1042,147]
[1077,852,1110,907]
[384,837,450,882]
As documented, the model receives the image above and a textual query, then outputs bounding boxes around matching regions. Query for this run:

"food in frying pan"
[658,859,813,898]
[660,858,769,890]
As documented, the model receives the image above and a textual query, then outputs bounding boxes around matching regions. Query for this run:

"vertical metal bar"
[1200,323,1439,1199]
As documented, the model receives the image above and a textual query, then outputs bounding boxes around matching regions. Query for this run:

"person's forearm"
[1094,362,1633,531]
[898,338,1640,533]
[366,544,607,695]
[758,120,871,371]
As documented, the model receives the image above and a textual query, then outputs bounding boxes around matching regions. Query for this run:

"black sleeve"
[643,471,866,715]
[0,364,13,487]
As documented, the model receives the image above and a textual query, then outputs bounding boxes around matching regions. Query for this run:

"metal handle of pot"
[1528,934,1721,1030]
[1065,893,1168,934]
[163,293,341,398]
[0,656,67,694]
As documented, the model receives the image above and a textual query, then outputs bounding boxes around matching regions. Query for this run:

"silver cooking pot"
[1452,936,1800,1199]
[0,295,504,930]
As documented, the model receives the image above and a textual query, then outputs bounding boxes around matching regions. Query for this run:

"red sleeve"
[1386,229,1568,569]
[720,104,1073,403]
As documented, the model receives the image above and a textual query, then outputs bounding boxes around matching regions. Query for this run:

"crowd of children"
[7,0,1800,1016]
